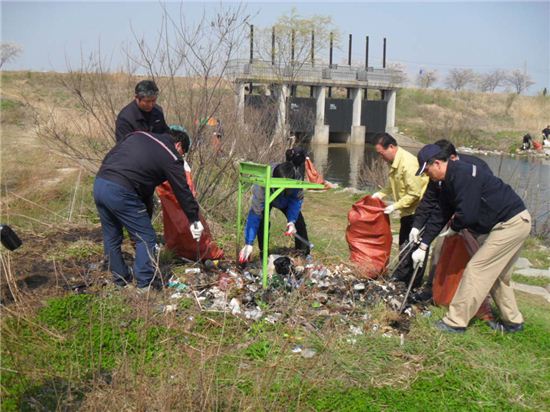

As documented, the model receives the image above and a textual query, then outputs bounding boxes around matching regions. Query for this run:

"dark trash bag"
[346,195,392,279]
[1,225,22,251]
[274,256,292,276]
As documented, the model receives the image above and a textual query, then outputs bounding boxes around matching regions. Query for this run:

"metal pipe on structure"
[329,32,333,98]
[271,27,275,65]
[311,30,315,65]
[291,29,295,64]
[310,30,315,96]
[365,35,369,68]
[383,37,387,68]
[348,34,352,65]
[250,24,254,63]
[329,32,333,66]
[347,34,352,98]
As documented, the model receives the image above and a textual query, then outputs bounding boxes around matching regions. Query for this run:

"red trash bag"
[156,181,224,262]
[433,234,493,321]
[305,158,325,185]
[533,140,543,151]
[346,195,392,279]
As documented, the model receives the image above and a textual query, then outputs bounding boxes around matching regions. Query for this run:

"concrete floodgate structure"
[225,30,404,146]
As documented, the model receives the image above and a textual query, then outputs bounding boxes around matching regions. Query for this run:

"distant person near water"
[521,133,532,151]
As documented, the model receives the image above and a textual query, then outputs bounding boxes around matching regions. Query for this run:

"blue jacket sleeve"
[244,209,262,245]
[244,185,265,245]
[285,189,304,223]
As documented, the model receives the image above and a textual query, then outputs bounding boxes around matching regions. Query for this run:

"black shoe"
[434,320,466,334]
[486,320,524,333]
[409,289,432,303]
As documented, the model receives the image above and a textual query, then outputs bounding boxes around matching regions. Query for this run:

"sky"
[1,1,549,94]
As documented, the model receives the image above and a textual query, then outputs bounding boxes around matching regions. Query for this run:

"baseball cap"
[416,144,443,175]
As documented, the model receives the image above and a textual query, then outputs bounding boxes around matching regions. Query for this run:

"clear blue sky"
[2,1,549,93]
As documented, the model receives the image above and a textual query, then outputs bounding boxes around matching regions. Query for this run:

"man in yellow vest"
[372,133,429,286]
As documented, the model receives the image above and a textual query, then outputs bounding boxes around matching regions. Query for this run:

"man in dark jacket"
[94,129,203,290]
[409,140,492,301]
[115,80,170,143]
[414,144,530,333]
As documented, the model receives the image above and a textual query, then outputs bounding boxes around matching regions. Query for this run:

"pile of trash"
[161,250,430,335]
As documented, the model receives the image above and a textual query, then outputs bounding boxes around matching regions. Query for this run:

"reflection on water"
[309,144,550,230]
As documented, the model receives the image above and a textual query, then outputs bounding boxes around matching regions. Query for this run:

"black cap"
[416,144,443,175]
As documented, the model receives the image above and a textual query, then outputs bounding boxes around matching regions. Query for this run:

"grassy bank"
[1,70,549,410]
[2,187,550,410]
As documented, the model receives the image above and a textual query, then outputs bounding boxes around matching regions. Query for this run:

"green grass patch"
[512,274,550,288]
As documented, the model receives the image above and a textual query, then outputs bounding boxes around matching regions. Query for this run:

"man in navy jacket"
[94,129,203,290]
[115,80,170,143]
[414,144,530,333]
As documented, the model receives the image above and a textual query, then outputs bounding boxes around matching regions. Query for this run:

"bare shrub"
[30,4,291,225]
[506,69,535,95]
[416,69,438,89]
[445,68,476,92]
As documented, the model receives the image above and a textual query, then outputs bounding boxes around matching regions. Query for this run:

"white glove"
[383,204,395,215]
[239,244,253,263]
[371,192,383,199]
[284,222,297,236]
[190,221,204,241]
[409,227,421,244]
[439,227,458,238]
[412,247,427,269]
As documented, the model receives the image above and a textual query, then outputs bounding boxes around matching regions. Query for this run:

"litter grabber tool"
[293,232,314,250]
[387,226,425,273]
[398,264,422,314]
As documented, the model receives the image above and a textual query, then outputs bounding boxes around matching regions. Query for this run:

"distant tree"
[445,68,475,91]
[506,69,535,94]
[477,69,506,93]
[0,42,23,69]
[416,69,438,88]
[388,62,408,86]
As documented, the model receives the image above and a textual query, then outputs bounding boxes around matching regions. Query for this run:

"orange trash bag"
[433,234,493,321]
[156,177,224,262]
[346,195,392,279]
[305,158,325,184]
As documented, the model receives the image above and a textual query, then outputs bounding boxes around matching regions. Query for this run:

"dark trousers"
[393,214,427,288]
[257,208,310,256]
[94,177,157,288]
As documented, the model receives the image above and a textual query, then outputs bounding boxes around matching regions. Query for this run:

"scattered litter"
[291,345,304,353]
[301,348,317,358]
[159,252,422,335]
[229,298,241,315]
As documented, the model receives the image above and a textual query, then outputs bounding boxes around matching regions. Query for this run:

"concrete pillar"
[312,86,329,144]
[350,88,366,145]
[310,143,329,177]
[275,84,288,138]
[236,83,245,125]
[349,145,365,188]
[384,89,397,134]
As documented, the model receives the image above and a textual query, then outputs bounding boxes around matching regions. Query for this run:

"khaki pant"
[443,210,531,328]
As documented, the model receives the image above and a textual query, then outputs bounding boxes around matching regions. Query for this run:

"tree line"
[415,67,538,95]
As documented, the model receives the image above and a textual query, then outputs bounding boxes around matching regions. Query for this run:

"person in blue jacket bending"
[239,161,310,263]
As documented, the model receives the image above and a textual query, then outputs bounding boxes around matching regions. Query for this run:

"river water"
[308,144,550,233]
